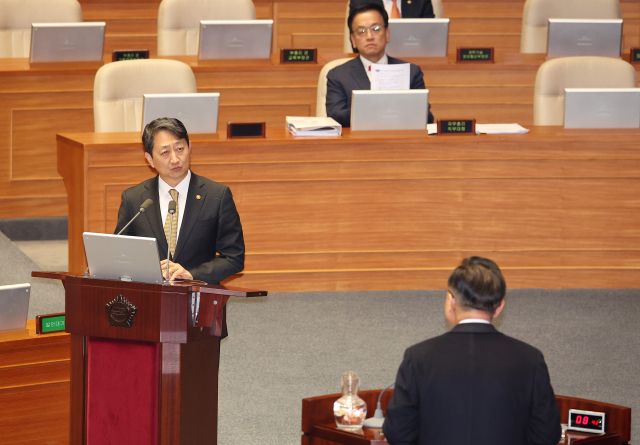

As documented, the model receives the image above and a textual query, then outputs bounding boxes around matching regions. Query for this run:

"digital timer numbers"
[568,409,606,434]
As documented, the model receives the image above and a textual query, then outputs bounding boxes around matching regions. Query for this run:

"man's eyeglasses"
[353,25,384,36]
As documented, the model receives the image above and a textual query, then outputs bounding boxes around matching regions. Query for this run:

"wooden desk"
[5,52,639,219]
[57,127,640,292]
[302,390,632,445]
[0,320,70,445]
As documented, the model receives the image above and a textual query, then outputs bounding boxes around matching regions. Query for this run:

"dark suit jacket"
[383,323,561,445]
[114,172,245,285]
[325,56,434,128]
[349,0,435,19]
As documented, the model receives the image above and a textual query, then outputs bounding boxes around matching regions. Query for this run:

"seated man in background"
[326,3,434,127]
[115,117,245,284]
[383,257,561,445]
[350,0,435,19]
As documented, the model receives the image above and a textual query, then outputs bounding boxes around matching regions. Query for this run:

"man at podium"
[383,257,561,445]
[114,117,245,284]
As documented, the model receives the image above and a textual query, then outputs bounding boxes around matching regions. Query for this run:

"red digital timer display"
[568,409,606,434]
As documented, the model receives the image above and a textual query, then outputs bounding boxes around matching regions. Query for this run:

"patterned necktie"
[391,0,401,18]
[163,189,179,258]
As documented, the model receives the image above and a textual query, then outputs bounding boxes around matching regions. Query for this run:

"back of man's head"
[142,117,190,156]
[348,2,389,33]
[448,257,506,313]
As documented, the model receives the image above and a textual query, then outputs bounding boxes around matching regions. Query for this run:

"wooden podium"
[34,272,266,445]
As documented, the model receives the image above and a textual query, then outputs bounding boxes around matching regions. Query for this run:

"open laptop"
[0,283,30,332]
[564,88,640,129]
[30,22,106,63]
[83,232,164,284]
[547,19,622,58]
[198,20,273,60]
[351,90,429,131]
[386,19,449,58]
[142,93,220,134]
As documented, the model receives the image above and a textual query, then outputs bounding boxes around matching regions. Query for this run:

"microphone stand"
[363,382,395,428]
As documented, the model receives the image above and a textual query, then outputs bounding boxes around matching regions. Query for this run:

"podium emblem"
[105,295,137,328]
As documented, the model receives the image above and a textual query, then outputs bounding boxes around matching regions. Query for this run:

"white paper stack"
[475,124,529,134]
[286,116,342,136]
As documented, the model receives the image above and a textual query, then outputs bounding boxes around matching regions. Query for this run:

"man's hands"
[160,260,193,281]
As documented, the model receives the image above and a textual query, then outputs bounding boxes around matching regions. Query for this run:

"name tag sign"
[112,50,150,62]
[631,48,640,63]
[36,313,66,334]
[457,47,494,63]
[280,48,317,64]
[227,122,266,139]
[437,119,476,135]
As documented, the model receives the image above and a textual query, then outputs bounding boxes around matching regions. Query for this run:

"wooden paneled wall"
[78,0,640,56]
[58,128,640,292]
[0,322,70,445]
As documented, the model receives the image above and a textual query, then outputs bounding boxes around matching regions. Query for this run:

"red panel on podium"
[87,337,159,444]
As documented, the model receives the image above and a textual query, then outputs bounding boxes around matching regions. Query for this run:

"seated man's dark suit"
[349,0,435,19]
[383,323,561,445]
[114,172,245,285]
[325,56,434,128]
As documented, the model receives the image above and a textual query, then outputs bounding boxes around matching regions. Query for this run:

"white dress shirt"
[158,170,191,245]
[360,53,388,82]
[458,318,491,324]
[382,0,402,17]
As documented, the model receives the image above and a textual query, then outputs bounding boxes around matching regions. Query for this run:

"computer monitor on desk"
[142,93,220,134]
[350,90,429,131]
[198,20,273,60]
[386,19,449,58]
[564,88,640,129]
[0,283,30,332]
[83,232,164,284]
[30,22,105,63]
[547,19,622,59]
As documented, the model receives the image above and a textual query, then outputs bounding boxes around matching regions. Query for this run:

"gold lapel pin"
[407,0,412,3]
[196,195,201,200]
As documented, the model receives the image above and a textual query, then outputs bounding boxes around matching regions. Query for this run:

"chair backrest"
[157,0,257,56]
[0,0,82,58]
[343,0,444,53]
[533,56,638,125]
[316,58,353,117]
[93,59,198,132]
[520,0,622,53]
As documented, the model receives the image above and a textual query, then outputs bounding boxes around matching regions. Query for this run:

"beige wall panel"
[219,104,311,126]
[0,382,69,445]
[194,70,319,88]
[431,103,533,124]
[243,250,640,271]
[450,18,522,34]
[198,86,317,105]
[430,86,533,104]
[255,3,273,19]
[82,3,160,20]
[444,2,523,18]
[103,35,157,56]
[291,33,343,49]
[224,267,640,291]
[12,108,94,181]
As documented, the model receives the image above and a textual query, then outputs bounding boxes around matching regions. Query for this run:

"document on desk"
[475,124,529,134]
[370,63,410,90]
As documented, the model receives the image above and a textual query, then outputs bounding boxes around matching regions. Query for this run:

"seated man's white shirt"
[360,54,388,82]
[158,170,191,244]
